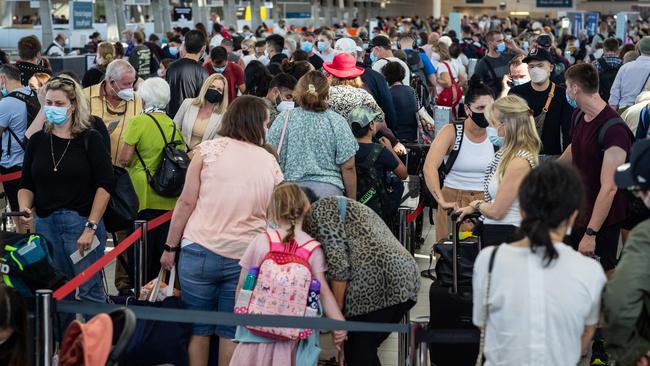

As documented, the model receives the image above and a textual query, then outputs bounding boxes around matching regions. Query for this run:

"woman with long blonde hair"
[456,95,540,246]
[173,73,229,149]
[18,76,113,303]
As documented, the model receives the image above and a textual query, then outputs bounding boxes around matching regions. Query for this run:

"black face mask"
[470,111,489,128]
[205,89,224,104]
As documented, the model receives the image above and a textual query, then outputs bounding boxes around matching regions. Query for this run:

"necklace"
[50,134,72,172]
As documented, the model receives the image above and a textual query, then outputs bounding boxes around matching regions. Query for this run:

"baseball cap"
[615,139,650,190]
[335,38,362,54]
[523,47,554,64]
[438,36,452,47]
[348,106,380,128]
[639,36,650,54]
[368,35,391,49]
[536,34,553,48]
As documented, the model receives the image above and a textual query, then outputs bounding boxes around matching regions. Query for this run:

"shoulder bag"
[533,82,556,137]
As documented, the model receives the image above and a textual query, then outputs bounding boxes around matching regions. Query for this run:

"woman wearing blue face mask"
[18,76,114,304]
[456,95,540,247]
[316,30,336,62]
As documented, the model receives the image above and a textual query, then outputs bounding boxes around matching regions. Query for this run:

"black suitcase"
[429,212,481,366]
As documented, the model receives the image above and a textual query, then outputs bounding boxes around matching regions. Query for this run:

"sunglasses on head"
[48,76,75,87]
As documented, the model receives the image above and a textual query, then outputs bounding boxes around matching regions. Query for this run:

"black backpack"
[460,39,483,59]
[356,143,391,221]
[135,113,190,197]
[597,58,620,103]
[5,89,40,155]
[404,51,433,113]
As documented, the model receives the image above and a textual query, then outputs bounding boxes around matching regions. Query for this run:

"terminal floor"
[102,212,436,366]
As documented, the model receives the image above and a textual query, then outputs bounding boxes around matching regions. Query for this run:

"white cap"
[438,36,452,47]
[335,38,362,55]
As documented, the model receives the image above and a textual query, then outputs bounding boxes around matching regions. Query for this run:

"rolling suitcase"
[428,212,481,366]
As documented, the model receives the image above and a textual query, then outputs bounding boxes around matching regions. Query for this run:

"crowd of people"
[0,11,647,366]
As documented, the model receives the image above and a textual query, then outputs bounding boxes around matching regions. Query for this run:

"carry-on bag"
[429,211,482,366]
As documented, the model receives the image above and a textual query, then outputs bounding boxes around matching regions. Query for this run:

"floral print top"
[267,107,358,190]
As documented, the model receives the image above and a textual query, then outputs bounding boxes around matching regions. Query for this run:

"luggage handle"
[449,210,482,294]
[148,265,176,302]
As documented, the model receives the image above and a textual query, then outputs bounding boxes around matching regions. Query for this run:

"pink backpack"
[245,230,320,340]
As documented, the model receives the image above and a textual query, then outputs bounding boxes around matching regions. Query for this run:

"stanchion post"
[133,220,148,299]
[410,316,430,366]
[35,289,53,366]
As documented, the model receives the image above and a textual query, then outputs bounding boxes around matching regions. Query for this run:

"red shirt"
[204,61,244,104]
[571,106,633,227]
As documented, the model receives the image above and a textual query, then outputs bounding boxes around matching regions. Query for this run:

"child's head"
[348,106,380,138]
[268,182,311,243]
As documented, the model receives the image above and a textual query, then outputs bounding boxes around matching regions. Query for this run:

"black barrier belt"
[57,301,410,334]
[415,328,479,344]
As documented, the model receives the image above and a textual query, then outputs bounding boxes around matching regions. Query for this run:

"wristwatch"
[585,228,599,236]
[163,244,180,253]
[84,221,98,232]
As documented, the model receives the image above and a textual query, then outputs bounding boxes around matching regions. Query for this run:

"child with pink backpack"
[229,183,347,366]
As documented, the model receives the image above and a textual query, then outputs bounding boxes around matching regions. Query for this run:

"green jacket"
[603,219,650,366]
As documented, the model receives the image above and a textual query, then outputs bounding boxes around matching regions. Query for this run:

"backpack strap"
[336,196,348,224]
[597,117,628,151]
[295,239,321,260]
[444,121,465,175]
[597,57,610,71]
[571,110,585,130]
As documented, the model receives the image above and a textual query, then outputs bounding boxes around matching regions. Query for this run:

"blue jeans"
[35,209,107,303]
[179,243,240,338]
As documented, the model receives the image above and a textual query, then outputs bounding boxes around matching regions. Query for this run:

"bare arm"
[478,157,531,220]
[437,72,452,88]
[423,124,455,209]
[340,157,357,199]
[586,146,627,231]
[17,188,34,228]
[164,154,202,246]
[316,272,347,351]
[117,143,135,168]
[25,108,45,139]
[581,325,597,356]
[558,144,572,163]
[87,187,111,224]
[238,83,246,94]
[330,279,347,311]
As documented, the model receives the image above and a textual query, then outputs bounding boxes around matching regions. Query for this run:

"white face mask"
[529,67,549,84]
[117,88,135,101]
[277,101,295,113]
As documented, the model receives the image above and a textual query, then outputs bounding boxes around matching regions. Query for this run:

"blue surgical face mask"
[486,127,504,146]
[282,49,289,56]
[169,46,179,56]
[301,42,313,53]
[0,87,7,98]
[496,42,506,53]
[370,53,378,64]
[522,41,530,51]
[416,39,423,46]
[317,41,328,52]
[213,66,226,73]
[512,78,530,86]
[566,92,578,108]
[44,105,70,125]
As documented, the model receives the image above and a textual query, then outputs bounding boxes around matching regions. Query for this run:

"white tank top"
[443,132,494,192]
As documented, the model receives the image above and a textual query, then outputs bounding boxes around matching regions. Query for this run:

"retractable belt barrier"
[0,171,22,183]
[57,300,410,333]
[52,211,174,300]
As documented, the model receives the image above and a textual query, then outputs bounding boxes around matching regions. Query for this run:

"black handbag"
[135,113,189,197]
[104,166,140,233]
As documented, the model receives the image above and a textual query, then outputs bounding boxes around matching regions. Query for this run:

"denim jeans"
[35,209,107,303]
[179,243,241,338]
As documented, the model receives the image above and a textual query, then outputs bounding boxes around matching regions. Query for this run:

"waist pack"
[0,232,67,298]
[244,230,320,341]
[135,113,189,197]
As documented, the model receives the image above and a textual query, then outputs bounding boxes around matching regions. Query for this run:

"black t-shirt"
[165,58,208,118]
[475,53,515,96]
[356,142,399,179]
[389,85,419,141]
[509,82,574,155]
[308,54,324,70]
[20,129,114,218]
[82,66,105,88]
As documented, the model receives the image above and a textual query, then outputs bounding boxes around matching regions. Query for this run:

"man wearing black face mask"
[264,73,297,127]
[423,76,497,241]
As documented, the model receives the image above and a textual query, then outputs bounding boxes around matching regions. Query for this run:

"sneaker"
[591,339,609,366]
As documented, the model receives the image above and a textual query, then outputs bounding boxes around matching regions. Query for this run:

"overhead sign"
[537,0,571,7]
[124,0,151,5]
[173,7,192,21]
[71,1,93,30]
[466,0,484,4]
[585,12,599,37]
[207,0,224,6]
[286,12,310,18]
